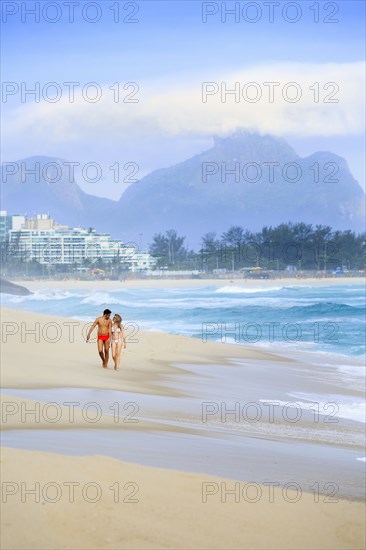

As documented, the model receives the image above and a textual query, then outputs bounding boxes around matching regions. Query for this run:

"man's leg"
[103,339,110,367]
[97,339,106,367]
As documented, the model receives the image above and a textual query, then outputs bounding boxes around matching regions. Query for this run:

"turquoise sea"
[2,282,365,357]
[2,282,365,493]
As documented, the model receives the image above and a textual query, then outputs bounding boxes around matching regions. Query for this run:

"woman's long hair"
[113,313,122,330]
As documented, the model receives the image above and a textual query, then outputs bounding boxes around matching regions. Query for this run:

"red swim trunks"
[98,334,110,341]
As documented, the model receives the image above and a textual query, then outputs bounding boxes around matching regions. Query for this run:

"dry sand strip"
[1,447,365,550]
[0,307,289,393]
[12,276,365,291]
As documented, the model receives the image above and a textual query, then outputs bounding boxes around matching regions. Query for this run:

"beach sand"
[0,307,285,392]
[1,295,365,549]
[11,275,365,291]
[1,446,365,550]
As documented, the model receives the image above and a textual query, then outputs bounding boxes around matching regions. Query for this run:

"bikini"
[111,326,121,343]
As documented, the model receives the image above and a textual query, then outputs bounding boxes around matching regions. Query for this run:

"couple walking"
[86,309,126,370]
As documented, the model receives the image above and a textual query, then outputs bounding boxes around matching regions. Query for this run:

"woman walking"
[111,313,126,371]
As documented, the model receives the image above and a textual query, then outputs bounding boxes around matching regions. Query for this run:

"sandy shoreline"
[0,307,286,391]
[8,275,365,291]
[2,447,364,550]
[1,302,365,548]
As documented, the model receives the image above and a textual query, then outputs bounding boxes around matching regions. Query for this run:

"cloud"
[4,61,365,146]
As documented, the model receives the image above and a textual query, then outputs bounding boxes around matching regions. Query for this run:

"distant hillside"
[117,131,365,246]
[0,156,116,233]
[1,133,364,247]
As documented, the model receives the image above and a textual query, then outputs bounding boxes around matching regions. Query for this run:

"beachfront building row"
[0,211,26,242]
[1,212,156,271]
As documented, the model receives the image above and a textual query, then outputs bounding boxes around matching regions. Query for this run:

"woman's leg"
[114,341,123,370]
[111,341,116,363]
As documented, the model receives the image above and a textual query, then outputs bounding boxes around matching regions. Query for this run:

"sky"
[1,0,365,199]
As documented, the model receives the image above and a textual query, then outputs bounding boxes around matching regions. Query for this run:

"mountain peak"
[1,133,364,247]
[211,130,298,162]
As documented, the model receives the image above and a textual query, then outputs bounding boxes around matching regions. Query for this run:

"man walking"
[86,309,112,368]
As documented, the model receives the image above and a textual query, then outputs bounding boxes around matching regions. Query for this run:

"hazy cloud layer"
[5,62,364,145]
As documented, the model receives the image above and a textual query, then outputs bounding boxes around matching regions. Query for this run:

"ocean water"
[2,283,365,358]
[2,283,365,425]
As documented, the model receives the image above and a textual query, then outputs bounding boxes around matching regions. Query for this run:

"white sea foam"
[81,292,129,306]
[215,285,283,294]
[2,289,85,303]
[259,398,365,424]
[289,392,365,424]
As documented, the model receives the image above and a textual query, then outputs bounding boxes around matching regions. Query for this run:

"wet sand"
[1,304,365,549]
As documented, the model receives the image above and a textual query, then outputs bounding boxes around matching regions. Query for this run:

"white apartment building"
[6,214,157,269]
[0,211,26,241]
[129,252,158,272]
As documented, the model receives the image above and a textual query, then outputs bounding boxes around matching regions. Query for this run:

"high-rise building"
[5,213,157,270]
[0,211,26,242]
